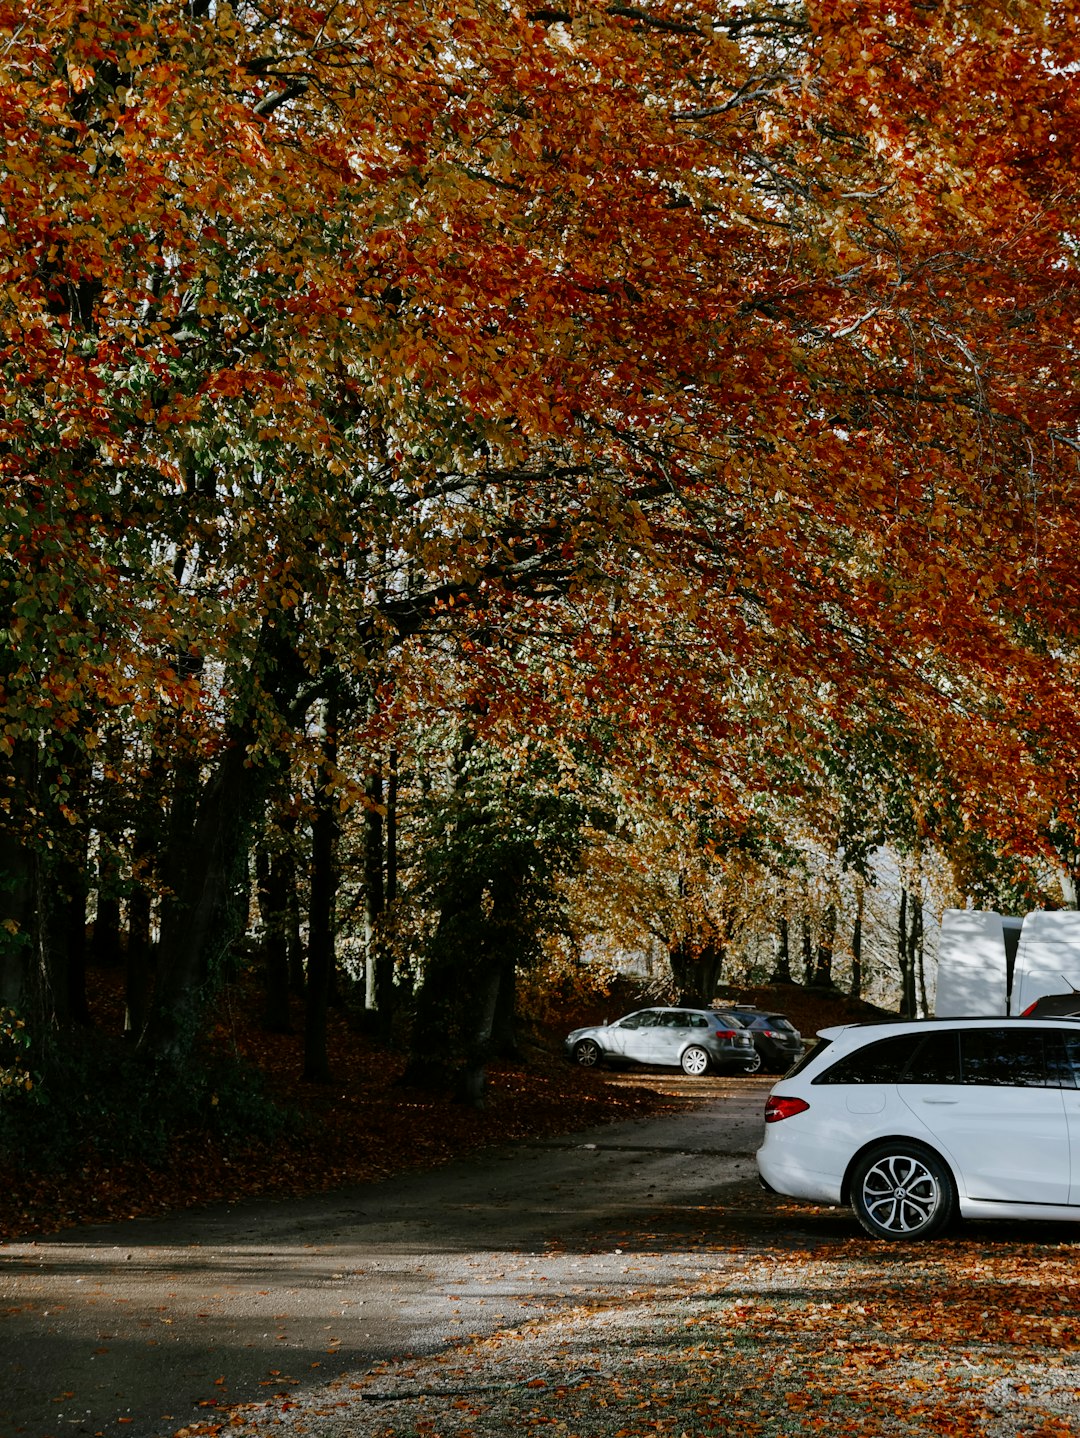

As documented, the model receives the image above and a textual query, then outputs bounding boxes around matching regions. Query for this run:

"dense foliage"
[2,0,1079,1134]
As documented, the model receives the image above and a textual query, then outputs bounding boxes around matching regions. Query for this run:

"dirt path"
[0,1075,772,1438]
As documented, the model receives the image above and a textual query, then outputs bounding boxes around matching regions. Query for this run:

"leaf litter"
[206,1218,1080,1438]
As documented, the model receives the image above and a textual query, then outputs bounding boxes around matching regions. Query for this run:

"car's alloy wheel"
[850,1143,956,1240]
[680,1045,710,1076]
[573,1039,602,1068]
[740,1049,763,1074]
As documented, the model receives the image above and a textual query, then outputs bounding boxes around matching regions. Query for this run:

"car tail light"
[713,1028,737,1038]
[1020,1001,1038,1016]
[765,1095,810,1123]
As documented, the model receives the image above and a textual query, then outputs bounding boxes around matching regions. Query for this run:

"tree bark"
[0,739,38,1015]
[125,815,155,1039]
[912,887,927,1018]
[850,877,864,1001]
[458,962,502,1108]
[897,885,917,1018]
[257,839,293,1033]
[813,900,836,988]
[140,729,262,1058]
[92,729,125,966]
[669,936,725,1007]
[769,911,791,984]
[800,914,813,986]
[304,694,339,1083]
[491,957,519,1059]
[363,763,386,1016]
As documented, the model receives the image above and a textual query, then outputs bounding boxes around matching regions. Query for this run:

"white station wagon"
[757,1016,1080,1239]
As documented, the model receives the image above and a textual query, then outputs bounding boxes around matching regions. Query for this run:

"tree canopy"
[2,0,1080,1085]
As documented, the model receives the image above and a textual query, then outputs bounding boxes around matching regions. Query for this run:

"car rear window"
[787,1036,833,1078]
[1057,1032,1080,1088]
[814,1032,924,1084]
[959,1027,1054,1087]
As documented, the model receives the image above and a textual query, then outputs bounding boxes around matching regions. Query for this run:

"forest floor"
[220,1218,1080,1438]
[0,973,883,1242]
[6,978,1080,1438]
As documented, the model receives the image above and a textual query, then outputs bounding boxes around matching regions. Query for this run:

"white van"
[936,909,1080,1017]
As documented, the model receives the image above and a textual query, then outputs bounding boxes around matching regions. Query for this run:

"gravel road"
[0,1074,772,1438]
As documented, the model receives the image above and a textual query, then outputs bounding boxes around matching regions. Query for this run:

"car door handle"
[921,1098,959,1104]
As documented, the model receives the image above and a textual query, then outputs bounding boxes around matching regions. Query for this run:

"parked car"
[730,1006,805,1073]
[757,1016,1080,1240]
[565,1006,757,1076]
[1021,991,1080,1017]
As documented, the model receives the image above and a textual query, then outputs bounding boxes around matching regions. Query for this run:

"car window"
[814,1032,924,1084]
[960,1028,1051,1087]
[658,1011,691,1028]
[787,1036,832,1077]
[688,1014,710,1029]
[714,1011,745,1027]
[1046,1030,1079,1089]
[903,1030,961,1084]
[618,1011,659,1030]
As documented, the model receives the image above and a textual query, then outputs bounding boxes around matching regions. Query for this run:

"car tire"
[680,1045,710,1076]
[573,1039,603,1068]
[740,1049,763,1074]
[849,1142,957,1241]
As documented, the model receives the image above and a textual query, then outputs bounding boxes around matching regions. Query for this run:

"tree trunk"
[125,817,155,1039]
[61,860,91,1027]
[401,856,486,1093]
[911,886,927,1018]
[140,730,262,1058]
[769,911,791,984]
[92,857,123,967]
[92,729,125,966]
[458,962,502,1108]
[363,763,386,1016]
[304,703,338,1083]
[850,877,864,1001]
[54,737,92,1026]
[257,840,293,1033]
[898,885,917,1018]
[813,901,836,988]
[276,812,305,995]
[669,936,725,1007]
[0,739,38,1015]
[491,958,519,1059]
[1060,867,1079,909]
[800,914,814,986]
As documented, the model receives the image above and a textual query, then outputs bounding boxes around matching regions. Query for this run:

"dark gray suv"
[731,1007,805,1073]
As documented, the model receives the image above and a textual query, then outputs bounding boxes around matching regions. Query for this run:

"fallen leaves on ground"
[217,1199,1080,1438]
[0,974,682,1242]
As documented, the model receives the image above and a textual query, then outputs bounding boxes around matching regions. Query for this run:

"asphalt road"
[0,1073,772,1438]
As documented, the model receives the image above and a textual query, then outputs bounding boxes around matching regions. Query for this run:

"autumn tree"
[397,736,586,1101]
[4,0,1080,1108]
